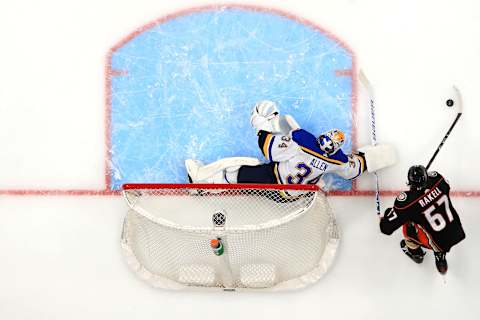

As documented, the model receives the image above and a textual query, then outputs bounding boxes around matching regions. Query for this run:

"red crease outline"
[1,4,476,198]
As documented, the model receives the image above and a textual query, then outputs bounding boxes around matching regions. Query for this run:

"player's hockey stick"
[425,86,463,170]
[358,70,381,216]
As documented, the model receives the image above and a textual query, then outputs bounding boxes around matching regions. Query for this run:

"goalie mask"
[317,129,345,155]
[407,165,428,189]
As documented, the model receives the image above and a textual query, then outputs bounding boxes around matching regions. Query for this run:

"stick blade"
[358,69,373,93]
[451,86,463,113]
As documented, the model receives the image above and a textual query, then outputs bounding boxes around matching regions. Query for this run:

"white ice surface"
[0,196,477,319]
[0,0,479,319]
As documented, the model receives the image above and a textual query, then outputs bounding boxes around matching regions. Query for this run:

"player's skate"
[400,240,425,264]
[434,251,448,275]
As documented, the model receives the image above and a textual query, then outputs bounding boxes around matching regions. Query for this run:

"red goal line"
[0,187,478,197]
[329,189,480,197]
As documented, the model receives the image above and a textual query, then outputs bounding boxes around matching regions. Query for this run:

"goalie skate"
[185,159,204,183]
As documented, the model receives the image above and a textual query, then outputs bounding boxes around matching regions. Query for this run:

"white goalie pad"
[186,157,262,183]
[358,144,397,173]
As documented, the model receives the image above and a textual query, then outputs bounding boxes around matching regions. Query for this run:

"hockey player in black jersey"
[379,165,465,274]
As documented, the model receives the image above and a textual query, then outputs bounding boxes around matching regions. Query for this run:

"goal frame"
[120,183,339,291]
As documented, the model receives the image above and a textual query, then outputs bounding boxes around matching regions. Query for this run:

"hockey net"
[121,183,339,291]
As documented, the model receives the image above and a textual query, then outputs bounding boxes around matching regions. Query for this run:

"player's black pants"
[237,162,278,184]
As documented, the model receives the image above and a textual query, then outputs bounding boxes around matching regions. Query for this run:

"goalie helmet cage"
[121,183,340,291]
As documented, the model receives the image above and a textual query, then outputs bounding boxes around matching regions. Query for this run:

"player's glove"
[250,100,279,133]
[381,207,395,220]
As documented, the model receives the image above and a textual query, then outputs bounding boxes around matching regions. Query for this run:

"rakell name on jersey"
[419,187,442,207]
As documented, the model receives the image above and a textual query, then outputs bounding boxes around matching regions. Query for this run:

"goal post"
[120,183,339,291]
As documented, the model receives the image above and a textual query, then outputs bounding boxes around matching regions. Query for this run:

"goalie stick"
[425,86,463,170]
[358,70,381,216]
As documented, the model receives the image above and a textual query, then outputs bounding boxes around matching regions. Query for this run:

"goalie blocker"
[358,144,396,173]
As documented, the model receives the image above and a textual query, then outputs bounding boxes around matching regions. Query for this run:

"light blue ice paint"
[110,8,353,190]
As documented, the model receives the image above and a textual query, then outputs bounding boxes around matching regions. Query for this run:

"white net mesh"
[121,184,339,291]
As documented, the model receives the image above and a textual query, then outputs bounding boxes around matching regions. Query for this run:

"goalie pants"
[402,222,434,251]
[237,162,278,184]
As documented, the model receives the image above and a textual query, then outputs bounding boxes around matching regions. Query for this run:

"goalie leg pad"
[185,157,261,183]
[358,144,397,173]
[185,159,204,182]
[224,166,240,183]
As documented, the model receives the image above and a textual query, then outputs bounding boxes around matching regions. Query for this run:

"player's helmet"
[407,165,428,189]
[317,129,345,155]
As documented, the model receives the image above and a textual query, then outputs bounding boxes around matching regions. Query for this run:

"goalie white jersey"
[259,129,366,184]
[186,102,394,186]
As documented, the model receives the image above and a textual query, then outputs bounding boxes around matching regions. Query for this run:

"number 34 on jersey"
[260,129,366,185]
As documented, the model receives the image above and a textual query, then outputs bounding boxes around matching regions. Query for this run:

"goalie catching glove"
[250,100,280,133]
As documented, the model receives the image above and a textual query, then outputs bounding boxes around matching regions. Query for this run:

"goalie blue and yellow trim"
[261,133,275,161]
[358,154,366,173]
[300,147,346,165]
[292,129,348,165]
[348,154,365,180]
[274,162,283,184]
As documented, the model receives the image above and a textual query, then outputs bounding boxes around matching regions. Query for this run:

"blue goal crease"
[109,9,353,190]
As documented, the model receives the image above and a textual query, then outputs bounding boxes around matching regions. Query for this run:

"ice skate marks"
[109,6,354,190]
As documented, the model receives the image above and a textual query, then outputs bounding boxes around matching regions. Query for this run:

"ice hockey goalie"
[186,100,396,187]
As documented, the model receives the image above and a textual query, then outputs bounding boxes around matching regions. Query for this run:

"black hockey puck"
[446,99,454,107]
